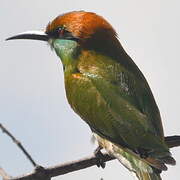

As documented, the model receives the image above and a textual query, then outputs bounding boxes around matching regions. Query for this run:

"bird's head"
[6,11,121,63]
[46,11,116,40]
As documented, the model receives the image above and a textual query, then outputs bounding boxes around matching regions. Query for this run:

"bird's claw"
[94,146,106,168]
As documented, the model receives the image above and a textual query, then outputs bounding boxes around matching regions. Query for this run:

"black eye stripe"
[47,27,79,41]
[47,27,65,37]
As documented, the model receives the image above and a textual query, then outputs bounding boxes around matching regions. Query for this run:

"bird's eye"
[47,26,78,41]
[56,27,66,37]
[47,27,66,38]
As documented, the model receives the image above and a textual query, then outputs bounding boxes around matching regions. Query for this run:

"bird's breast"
[64,72,100,120]
[64,72,116,136]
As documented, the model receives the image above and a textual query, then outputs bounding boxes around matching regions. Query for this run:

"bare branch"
[0,123,37,167]
[0,123,180,180]
[165,135,180,148]
[0,153,115,180]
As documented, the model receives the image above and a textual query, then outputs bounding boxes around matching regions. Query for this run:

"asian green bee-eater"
[6,11,176,180]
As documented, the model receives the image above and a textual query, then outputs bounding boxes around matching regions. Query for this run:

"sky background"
[1,0,180,180]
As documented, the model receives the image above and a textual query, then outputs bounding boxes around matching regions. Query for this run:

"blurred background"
[1,0,180,179]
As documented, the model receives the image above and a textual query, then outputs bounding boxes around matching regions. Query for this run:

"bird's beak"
[6,30,49,41]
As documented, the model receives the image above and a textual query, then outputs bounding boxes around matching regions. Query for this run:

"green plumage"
[52,38,174,179]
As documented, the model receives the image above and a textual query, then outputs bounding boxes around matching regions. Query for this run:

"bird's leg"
[94,146,106,168]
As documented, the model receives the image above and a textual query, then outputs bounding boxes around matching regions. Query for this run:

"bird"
[6,11,177,180]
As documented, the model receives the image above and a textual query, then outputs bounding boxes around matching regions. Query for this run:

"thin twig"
[0,123,37,167]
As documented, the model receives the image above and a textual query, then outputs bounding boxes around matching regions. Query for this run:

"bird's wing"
[78,52,166,152]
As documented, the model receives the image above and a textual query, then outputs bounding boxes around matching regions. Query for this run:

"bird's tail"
[94,134,175,180]
[113,146,163,180]
[127,135,180,179]
[135,169,162,180]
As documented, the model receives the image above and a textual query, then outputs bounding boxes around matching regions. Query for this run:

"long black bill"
[6,31,49,41]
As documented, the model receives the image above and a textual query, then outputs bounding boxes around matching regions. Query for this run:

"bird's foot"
[94,146,106,168]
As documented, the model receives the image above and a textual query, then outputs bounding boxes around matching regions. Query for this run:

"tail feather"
[136,169,162,180]
[94,133,175,180]
[145,157,167,171]
[113,148,164,180]
[158,155,176,165]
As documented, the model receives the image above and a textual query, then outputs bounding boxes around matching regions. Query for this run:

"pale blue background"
[1,0,180,179]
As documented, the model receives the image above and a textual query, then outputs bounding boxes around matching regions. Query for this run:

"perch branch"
[0,153,115,180]
[0,123,180,180]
